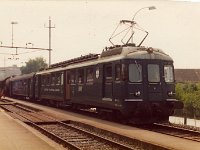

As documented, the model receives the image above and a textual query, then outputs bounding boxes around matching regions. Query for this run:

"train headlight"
[168,91,175,97]
[135,91,141,97]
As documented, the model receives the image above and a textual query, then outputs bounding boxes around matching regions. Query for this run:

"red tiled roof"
[175,69,200,83]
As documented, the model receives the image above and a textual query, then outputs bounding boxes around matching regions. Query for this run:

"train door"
[35,75,40,100]
[29,78,32,99]
[102,63,113,101]
[65,71,71,100]
[147,63,163,101]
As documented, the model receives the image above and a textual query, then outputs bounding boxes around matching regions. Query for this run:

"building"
[0,65,21,80]
[175,69,200,83]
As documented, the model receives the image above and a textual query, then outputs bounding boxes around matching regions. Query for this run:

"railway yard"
[0,97,199,150]
[1,1,200,150]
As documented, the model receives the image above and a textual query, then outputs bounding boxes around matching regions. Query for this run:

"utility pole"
[11,21,18,47]
[0,20,54,69]
[45,17,55,67]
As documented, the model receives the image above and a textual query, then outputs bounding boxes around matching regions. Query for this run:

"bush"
[175,83,200,119]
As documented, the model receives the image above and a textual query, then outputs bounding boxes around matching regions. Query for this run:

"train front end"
[121,46,183,123]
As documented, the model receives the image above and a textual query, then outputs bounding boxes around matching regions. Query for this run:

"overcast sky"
[0,0,200,68]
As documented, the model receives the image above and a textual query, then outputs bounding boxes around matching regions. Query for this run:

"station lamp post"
[131,6,156,43]
[132,6,156,21]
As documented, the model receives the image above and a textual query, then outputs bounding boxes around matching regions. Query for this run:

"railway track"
[0,101,143,150]
[146,123,200,142]
[1,98,200,149]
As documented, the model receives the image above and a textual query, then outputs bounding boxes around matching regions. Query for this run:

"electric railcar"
[7,45,183,123]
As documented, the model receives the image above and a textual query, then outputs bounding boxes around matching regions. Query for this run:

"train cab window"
[129,63,142,82]
[86,68,94,83]
[105,65,112,82]
[115,65,121,81]
[148,64,160,82]
[164,65,174,83]
[77,69,84,84]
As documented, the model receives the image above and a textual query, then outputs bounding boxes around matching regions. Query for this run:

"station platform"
[0,109,65,150]
[4,97,200,150]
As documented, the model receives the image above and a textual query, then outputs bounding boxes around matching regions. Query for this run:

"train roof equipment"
[49,53,100,69]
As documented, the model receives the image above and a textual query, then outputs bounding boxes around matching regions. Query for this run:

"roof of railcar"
[36,45,173,75]
[10,73,35,81]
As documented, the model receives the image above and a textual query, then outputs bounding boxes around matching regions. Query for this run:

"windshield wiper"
[135,60,141,75]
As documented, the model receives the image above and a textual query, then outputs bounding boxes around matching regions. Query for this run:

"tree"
[20,57,48,74]
[175,83,200,118]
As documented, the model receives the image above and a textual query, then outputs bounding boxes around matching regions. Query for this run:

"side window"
[164,65,174,83]
[95,67,100,79]
[105,65,112,82]
[51,74,55,85]
[55,73,61,85]
[61,72,64,85]
[77,69,84,84]
[115,64,121,81]
[35,76,38,86]
[41,76,45,86]
[68,70,75,84]
[47,75,50,86]
[86,68,94,83]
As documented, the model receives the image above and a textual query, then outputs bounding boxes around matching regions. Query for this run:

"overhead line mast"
[0,18,54,67]
[45,17,55,67]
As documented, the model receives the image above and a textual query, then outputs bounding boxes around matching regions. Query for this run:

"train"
[1,44,183,124]
[0,19,183,124]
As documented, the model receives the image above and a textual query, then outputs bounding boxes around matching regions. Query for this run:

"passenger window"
[51,74,55,85]
[77,69,84,84]
[35,77,38,86]
[41,76,45,86]
[95,67,100,79]
[55,73,61,85]
[115,64,121,81]
[69,71,75,84]
[60,73,64,85]
[148,64,160,82]
[86,68,94,83]
[105,65,112,82]
[43,76,47,86]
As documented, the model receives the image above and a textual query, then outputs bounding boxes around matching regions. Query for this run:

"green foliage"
[20,57,48,74]
[175,83,200,118]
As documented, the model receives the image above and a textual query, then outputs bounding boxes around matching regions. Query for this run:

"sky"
[0,0,200,69]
